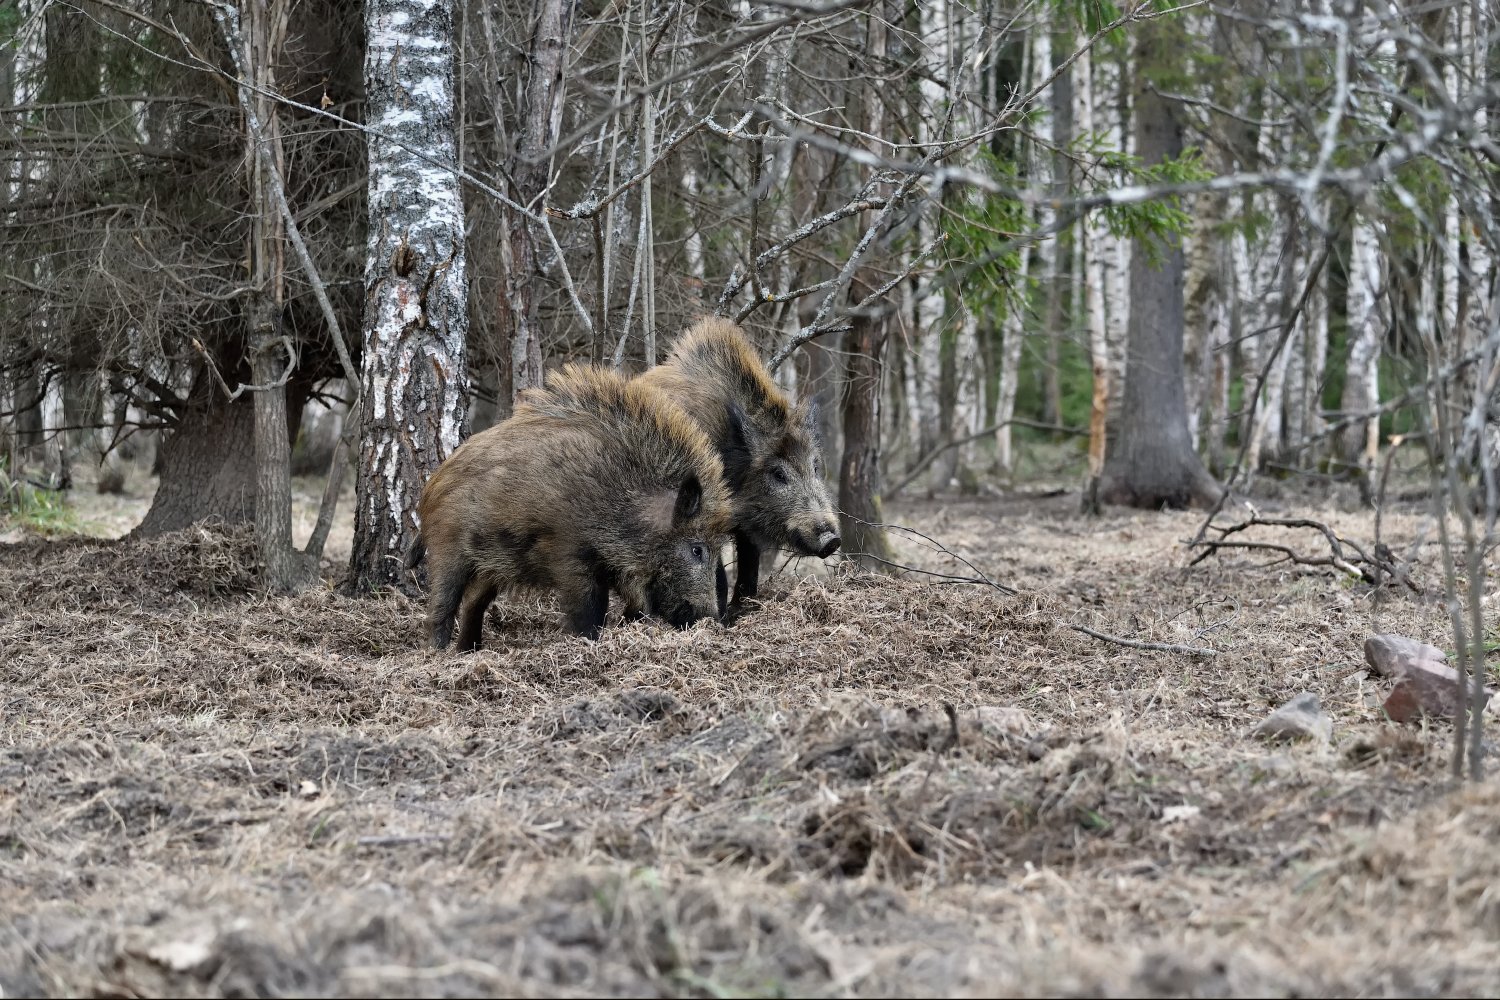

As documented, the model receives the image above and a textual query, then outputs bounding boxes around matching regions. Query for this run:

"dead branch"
[1188,510,1421,593]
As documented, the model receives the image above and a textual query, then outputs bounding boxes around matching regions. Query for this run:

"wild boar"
[409,364,733,650]
[635,317,839,611]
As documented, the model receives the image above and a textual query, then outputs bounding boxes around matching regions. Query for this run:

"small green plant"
[0,458,85,536]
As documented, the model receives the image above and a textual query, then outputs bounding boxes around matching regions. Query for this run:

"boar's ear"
[726,401,752,456]
[673,473,703,525]
[802,399,821,438]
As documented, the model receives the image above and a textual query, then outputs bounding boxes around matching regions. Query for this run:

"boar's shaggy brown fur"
[410,365,733,650]
[636,318,839,611]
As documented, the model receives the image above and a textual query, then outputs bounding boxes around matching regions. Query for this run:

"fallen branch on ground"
[1188,509,1421,594]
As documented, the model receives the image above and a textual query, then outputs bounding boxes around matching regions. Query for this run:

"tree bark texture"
[1340,216,1383,472]
[133,378,258,536]
[235,0,301,591]
[838,3,892,566]
[501,0,574,401]
[1098,24,1220,510]
[349,0,470,594]
[839,292,891,568]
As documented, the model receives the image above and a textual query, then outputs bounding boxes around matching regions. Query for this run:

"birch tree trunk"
[1101,46,1131,430]
[1078,39,1109,496]
[1340,215,1383,475]
[501,0,574,399]
[349,0,469,594]
[994,244,1032,479]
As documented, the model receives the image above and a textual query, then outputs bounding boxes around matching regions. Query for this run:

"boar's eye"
[690,542,708,565]
[770,465,789,485]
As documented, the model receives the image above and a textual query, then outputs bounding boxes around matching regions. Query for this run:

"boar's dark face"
[641,474,728,629]
[728,401,840,559]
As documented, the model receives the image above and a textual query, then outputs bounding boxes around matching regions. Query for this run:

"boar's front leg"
[561,566,612,640]
[732,530,760,604]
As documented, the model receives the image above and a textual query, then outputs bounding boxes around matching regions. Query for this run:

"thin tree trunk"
[1078,38,1110,498]
[502,0,574,400]
[839,4,892,567]
[235,0,301,591]
[349,0,470,594]
[994,244,1032,478]
[1340,216,1383,475]
[840,292,891,566]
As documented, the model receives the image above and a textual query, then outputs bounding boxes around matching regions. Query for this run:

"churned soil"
[3,485,1499,997]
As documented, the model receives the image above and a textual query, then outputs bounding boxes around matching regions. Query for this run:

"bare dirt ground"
[4,472,1500,997]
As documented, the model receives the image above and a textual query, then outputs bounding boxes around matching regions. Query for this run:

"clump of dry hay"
[0,522,262,611]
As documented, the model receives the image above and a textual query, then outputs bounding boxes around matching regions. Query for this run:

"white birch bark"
[350,0,469,592]
[916,0,954,488]
[1340,216,1383,473]
[682,167,706,283]
[1077,39,1111,483]
[39,371,68,490]
[1098,42,1129,424]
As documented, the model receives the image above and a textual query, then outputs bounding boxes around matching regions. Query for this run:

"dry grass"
[3,487,1499,997]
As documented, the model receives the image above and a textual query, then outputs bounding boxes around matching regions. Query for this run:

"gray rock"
[1251,691,1332,744]
[1364,633,1446,679]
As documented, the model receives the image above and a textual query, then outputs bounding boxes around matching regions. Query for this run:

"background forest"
[5,0,1497,572]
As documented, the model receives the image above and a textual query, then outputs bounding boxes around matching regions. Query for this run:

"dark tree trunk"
[839,283,893,567]
[935,319,960,486]
[501,0,575,401]
[134,376,258,536]
[1097,25,1220,510]
[133,367,312,538]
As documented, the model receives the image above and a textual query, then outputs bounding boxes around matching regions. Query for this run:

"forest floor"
[4,465,1500,997]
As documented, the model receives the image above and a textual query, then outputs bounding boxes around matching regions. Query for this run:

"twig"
[1066,623,1217,658]
[837,514,1019,595]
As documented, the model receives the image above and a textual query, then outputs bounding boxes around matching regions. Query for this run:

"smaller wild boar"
[635,318,839,611]
[408,364,733,650]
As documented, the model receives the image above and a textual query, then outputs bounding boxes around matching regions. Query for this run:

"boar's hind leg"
[562,566,611,640]
[732,530,760,604]
[428,560,474,650]
[455,580,500,653]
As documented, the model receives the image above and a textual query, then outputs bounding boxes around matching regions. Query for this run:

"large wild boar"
[408,364,733,650]
[635,318,839,611]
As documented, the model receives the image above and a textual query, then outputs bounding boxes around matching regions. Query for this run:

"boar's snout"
[794,520,840,559]
[815,525,841,558]
[666,601,701,630]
